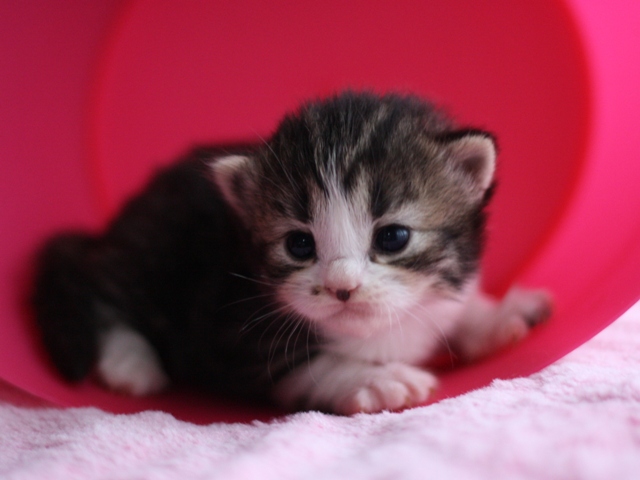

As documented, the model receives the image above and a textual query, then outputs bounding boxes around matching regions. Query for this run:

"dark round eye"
[374,225,410,253]
[286,231,316,260]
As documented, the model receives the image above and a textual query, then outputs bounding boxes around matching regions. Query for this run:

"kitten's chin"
[310,303,390,339]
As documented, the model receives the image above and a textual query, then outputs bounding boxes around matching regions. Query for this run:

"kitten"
[31,92,551,415]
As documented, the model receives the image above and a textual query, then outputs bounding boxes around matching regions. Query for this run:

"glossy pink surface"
[0,0,637,423]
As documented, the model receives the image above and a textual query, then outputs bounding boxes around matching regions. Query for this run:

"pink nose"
[325,282,361,302]
[334,289,352,302]
[323,259,362,302]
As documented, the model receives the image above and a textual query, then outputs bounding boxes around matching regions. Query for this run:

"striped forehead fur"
[257,92,475,223]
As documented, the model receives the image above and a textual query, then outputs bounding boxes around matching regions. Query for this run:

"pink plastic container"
[1,1,639,423]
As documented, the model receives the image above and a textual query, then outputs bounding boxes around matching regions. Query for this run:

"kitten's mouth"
[314,302,389,338]
[341,301,372,314]
[325,300,375,322]
[291,293,382,334]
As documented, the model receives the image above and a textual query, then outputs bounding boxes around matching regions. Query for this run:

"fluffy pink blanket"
[1,303,640,479]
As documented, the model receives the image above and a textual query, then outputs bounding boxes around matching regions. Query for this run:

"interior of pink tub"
[1,0,639,423]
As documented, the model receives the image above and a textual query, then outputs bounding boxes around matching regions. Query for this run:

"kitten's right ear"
[209,154,254,221]
[439,130,497,201]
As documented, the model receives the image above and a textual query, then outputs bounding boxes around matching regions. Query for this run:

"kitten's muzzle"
[322,258,363,303]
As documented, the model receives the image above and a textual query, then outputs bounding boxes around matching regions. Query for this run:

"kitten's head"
[211,92,496,338]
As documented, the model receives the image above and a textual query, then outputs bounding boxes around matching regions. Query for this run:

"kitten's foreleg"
[452,286,552,361]
[97,325,170,396]
[273,354,437,415]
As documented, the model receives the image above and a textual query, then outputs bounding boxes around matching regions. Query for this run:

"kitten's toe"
[347,380,408,414]
[347,386,380,414]
[502,287,553,327]
[97,327,170,396]
[497,314,530,346]
[341,363,437,415]
[489,288,553,350]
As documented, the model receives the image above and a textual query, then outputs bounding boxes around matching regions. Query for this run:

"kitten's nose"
[327,288,354,302]
[335,289,351,302]
[323,258,362,302]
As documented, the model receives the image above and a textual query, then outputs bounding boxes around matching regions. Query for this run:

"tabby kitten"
[32,92,551,414]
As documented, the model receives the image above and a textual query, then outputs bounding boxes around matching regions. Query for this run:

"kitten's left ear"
[441,131,497,198]
[209,154,255,222]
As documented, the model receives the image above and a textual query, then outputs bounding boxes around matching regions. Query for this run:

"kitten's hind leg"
[97,324,169,396]
[31,233,101,382]
[453,286,553,361]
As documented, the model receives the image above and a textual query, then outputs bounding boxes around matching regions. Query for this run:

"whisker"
[217,292,275,313]
[383,299,395,336]
[290,314,308,367]
[283,315,302,368]
[267,315,289,368]
[228,272,278,288]
[389,299,404,339]
[245,303,276,321]
[258,312,294,378]
[239,301,285,333]
[267,312,303,376]
[404,303,455,366]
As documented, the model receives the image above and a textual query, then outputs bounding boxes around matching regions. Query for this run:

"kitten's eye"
[374,225,410,253]
[286,231,316,260]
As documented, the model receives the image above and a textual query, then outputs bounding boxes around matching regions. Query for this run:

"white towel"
[1,302,640,479]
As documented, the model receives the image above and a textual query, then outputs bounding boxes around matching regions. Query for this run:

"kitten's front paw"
[456,286,553,361]
[97,327,170,396]
[503,287,553,326]
[338,363,437,415]
[495,287,553,346]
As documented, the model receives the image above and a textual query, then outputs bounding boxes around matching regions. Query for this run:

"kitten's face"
[213,93,496,339]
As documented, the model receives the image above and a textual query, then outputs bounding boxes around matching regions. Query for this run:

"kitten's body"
[32,92,550,414]
[33,151,310,401]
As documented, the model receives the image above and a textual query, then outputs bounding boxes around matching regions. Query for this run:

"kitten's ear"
[209,154,255,221]
[442,131,497,198]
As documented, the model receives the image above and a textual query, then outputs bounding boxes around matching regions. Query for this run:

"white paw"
[338,363,437,415]
[97,327,170,396]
